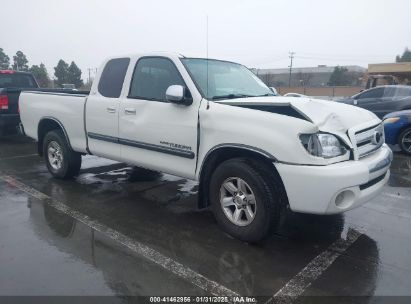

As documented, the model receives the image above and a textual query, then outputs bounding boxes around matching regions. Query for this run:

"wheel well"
[37,119,69,156]
[197,147,284,209]
[397,124,411,145]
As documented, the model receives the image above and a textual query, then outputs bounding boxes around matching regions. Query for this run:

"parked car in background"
[384,110,411,155]
[284,93,308,98]
[0,70,39,136]
[338,85,411,119]
[62,83,77,91]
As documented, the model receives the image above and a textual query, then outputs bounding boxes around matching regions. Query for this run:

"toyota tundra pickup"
[19,53,393,242]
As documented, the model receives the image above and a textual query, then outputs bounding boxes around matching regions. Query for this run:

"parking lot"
[1,135,411,302]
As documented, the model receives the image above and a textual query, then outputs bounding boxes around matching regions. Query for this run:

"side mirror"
[166,85,193,106]
[269,87,278,96]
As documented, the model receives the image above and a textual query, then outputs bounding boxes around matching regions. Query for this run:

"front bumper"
[0,114,20,129]
[274,144,393,214]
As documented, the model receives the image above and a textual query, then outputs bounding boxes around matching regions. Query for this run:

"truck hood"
[219,96,380,134]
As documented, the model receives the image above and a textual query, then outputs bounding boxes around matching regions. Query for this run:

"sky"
[1,0,411,80]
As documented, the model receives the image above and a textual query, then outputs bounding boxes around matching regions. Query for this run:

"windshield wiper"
[253,93,275,97]
[211,94,252,100]
[211,93,276,100]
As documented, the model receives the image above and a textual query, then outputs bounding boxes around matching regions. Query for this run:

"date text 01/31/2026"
[149,296,257,303]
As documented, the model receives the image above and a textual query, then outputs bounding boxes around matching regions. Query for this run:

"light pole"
[288,51,295,87]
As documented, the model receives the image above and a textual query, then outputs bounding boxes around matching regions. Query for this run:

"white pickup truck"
[19,53,393,242]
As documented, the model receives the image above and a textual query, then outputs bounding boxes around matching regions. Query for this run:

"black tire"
[398,127,411,155]
[209,158,287,243]
[43,130,81,179]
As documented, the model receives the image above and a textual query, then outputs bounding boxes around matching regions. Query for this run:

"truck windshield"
[181,58,274,100]
[0,73,37,89]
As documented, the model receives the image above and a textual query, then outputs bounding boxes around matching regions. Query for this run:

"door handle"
[124,108,136,115]
[106,107,116,113]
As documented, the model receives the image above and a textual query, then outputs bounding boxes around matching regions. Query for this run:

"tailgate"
[0,72,38,114]
[3,88,21,114]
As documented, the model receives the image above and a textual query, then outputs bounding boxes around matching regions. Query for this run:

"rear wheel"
[209,158,286,243]
[399,127,411,155]
[43,130,81,179]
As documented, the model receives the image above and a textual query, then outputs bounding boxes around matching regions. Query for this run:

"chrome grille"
[354,124,384,158]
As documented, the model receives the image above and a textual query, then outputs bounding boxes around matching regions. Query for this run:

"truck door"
[86,58,130,159]
[118,56,200,179]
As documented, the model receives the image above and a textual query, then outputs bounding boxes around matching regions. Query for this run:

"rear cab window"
[0,73,37,88]
[98,58,130,98]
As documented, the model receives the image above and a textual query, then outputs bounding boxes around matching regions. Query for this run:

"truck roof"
[105,52,185,61]
[102,52,246,69]
[0,70,34,75]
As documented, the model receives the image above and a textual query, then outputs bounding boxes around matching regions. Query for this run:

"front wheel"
[399,127,411,155]
[43,130,82,179]
[209,158,286,243]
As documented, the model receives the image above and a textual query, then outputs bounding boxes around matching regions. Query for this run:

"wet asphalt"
[1,135,411,302]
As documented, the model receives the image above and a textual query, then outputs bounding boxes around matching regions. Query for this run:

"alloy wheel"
[219,177,257,226]
[402,130,411,152]
[47,141,63,170]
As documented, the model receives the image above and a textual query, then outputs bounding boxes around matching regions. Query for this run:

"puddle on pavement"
[389,155,411,188]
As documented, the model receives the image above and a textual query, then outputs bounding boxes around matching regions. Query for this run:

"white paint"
[275,147,391,214]
[267,228,362,303]
[19,92,88,154]
[0,174,239,297]
[80,155,120,169]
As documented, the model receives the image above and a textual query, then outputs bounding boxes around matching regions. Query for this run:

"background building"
[251,65,366,87]
[367,62,411,86]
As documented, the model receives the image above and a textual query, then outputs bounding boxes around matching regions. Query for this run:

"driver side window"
[128,57,185,102]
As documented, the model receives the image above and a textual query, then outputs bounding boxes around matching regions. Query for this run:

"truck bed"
[19,90,89,153]
[27,88,90,95]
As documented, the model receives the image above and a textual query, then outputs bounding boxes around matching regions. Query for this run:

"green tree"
[30,63,50,88]
[396,47,411,62]
[67,61,83,88]
[328,66,361,86]
[54,59,69,87]
[12,51,29,71]
[0,48,10,69]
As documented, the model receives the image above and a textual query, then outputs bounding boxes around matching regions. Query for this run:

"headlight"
[383,117,400,124]
[300,133,347,158]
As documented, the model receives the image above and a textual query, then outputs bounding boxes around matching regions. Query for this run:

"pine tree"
[67,61,83,88]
